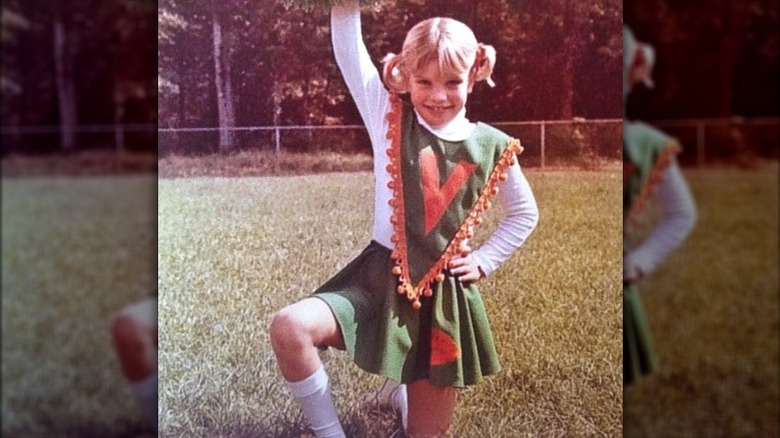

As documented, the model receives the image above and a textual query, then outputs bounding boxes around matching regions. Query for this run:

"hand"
[448,242,484,283]
[623,260,645,283]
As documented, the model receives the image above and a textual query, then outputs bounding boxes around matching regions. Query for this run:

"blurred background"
[4,0,777,435]
[624,1,778,437]
[2,0,156,436]
[625,1,778,166]
[2,0,156,173]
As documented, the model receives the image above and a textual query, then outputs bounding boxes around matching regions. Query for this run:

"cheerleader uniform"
[623,121,697,384]
[315,1,539,388]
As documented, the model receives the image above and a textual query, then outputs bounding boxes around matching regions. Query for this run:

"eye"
[415,79,432,86]
[447,79,463,87]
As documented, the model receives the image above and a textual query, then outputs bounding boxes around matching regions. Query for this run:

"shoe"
[361,378,403,410]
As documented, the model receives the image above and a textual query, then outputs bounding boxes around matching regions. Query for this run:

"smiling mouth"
[426,105,452,113]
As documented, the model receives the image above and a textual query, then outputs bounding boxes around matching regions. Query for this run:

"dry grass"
[158,150,373,178]
[157,150,624,178]
[1,175,157,436]
[2,150,156,177]
[158,169,623,437]
[624,168,779,438]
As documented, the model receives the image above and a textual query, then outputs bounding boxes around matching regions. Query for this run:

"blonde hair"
[382,17,496,93]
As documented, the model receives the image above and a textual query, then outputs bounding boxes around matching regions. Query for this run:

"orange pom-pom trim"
[384,93,524,310]
[625,141,681,235]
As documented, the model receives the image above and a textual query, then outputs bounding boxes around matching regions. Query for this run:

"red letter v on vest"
[420,146,477,235]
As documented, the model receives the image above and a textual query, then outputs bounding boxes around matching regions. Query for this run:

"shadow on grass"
[175,404,403,437]
[2,416,150,438]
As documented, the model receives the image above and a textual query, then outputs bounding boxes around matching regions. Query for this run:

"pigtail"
[382,52,408,93]
[637,43,656,88]
[473,43,497,87]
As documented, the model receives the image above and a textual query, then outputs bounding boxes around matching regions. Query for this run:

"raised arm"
[471,162,539,276]
[331,0,389,142]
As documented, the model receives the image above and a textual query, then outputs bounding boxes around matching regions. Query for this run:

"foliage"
[155,0,623,144]
[625,0,780,119]
[276,0,385,11]
[1,0,156,154]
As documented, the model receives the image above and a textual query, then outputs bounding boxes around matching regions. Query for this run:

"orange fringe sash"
[384,93,524,310]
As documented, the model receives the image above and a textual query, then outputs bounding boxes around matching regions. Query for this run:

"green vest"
[385,94,522,309]
[624,120,681,232]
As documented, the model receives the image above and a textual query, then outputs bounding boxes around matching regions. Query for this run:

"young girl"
[270,1,539,436]
[623,26,697,385]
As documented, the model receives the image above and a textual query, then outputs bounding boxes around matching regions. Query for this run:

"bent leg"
[406,379,457,437]
[270,297,345,438]
[112,297,157,381]
[269,297,344,382]
[112,297,158,431]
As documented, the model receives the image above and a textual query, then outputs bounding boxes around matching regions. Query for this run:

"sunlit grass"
[158,169,623,437]
[158,150,374,178]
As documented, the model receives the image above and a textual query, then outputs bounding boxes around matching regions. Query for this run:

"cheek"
[455,87,469,102]
[409,88,423,105]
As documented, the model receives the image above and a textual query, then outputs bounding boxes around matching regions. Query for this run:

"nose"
[430,86,447,102]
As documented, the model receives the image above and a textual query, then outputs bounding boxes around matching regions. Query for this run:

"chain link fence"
[3,118,777,168]
[157,119,624,168]
[650,118,779,166]
[1,124,157,155]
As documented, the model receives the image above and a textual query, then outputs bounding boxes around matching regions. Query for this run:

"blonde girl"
[623,26,697,385]
[270,1,539,436]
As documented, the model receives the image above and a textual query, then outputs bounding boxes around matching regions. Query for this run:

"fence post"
[274,127,281,172]
[540,122,546,169]
[115,123,124,154]
[696,122,705,167]
[114,123,125,171]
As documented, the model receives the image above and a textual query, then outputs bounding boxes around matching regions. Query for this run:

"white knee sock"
[392,384,409,431]
[286,366,345,438]
[129,372,158,432]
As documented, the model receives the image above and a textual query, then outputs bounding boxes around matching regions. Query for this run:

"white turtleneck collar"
[414,107,476,142]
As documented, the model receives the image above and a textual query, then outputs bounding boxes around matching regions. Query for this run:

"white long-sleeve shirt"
[331,0,538,276]
[624,161,697,280]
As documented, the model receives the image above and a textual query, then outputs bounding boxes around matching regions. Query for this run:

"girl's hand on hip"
[448,243,484,283]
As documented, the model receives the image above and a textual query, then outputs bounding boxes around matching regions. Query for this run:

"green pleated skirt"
[314,241,501,388]
[623,283,658,385]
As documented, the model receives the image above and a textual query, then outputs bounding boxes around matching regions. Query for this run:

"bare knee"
[112,312,146,353]
[112,311,155,380]
[269,307,312,353]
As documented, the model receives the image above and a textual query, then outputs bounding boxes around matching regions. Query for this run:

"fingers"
[448,255,480,283]
[455,270,481,283]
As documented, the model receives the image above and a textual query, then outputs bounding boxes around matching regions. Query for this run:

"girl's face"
[409,61,475,128]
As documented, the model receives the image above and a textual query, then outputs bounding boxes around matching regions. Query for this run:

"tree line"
[2,0,156,155]
[2,0,775,157]
[159,0,623,153]
[624,0,779,120]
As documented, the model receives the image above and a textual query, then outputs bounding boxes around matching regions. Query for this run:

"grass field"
[624,168,779,438]
[1,175,156,437]
[158,169,623,437]
[4,165,775,437]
